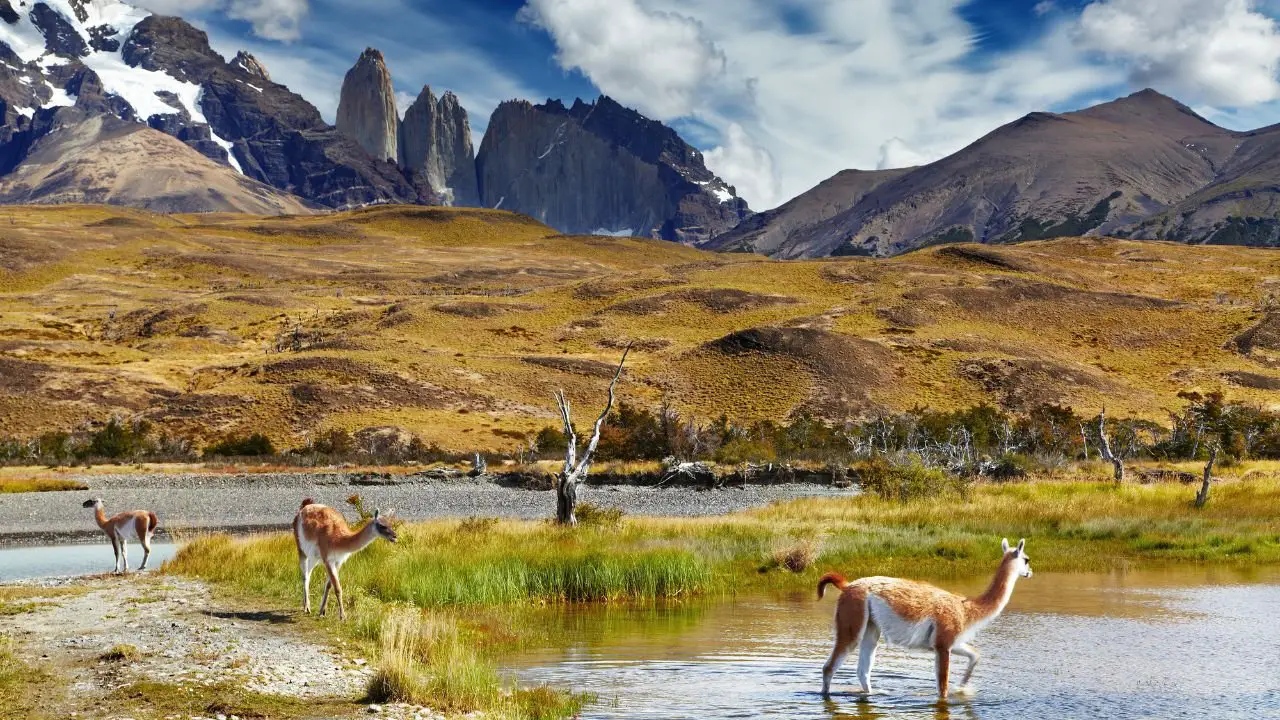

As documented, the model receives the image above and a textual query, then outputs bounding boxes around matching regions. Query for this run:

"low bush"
[573,502,623,528]
[203,433,275,458]
[856,456,967,502]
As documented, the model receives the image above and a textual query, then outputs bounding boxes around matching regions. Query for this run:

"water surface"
[0,541,179,582]
[508,567,1280,719]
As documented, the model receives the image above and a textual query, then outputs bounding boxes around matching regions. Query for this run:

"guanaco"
[817,538,1033,699]
[293,498,398,620]
[82,498,159,574]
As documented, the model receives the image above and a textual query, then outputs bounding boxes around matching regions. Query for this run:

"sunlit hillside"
[1,204,1277,450]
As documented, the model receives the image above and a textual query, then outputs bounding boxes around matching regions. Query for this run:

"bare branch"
[574,345,631,476]
[1194,442,1219,509]
[554,389,576,474]
[1097,407,1124,483]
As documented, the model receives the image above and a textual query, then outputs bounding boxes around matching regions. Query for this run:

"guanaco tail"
[292,498,398,620]
[817,538,1033,699]
[82,498,159,574]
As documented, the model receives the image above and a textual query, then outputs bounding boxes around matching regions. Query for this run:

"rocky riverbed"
[0,471,848,545]
[0,573,444,720]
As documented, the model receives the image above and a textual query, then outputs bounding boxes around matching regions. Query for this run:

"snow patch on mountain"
[0,0,246,172]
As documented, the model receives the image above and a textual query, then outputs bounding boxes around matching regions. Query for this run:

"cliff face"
[400,86,478,206]
[335,48,399,163]
[476,96,749,242]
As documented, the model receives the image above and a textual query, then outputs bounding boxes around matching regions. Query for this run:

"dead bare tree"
[1194,443,1220,509]
[552,346,630,525]
[1097,408,1125,484]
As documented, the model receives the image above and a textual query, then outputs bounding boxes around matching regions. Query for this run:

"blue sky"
[140,0,1280,210]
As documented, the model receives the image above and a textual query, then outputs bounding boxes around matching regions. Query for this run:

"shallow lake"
[507,567,1280,719]
[0,541,180,582]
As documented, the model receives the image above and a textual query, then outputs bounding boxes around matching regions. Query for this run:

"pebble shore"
[0,471,850,545]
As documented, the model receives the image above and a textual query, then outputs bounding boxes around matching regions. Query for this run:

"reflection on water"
[507,567,1280,720]
[0,542,179,582]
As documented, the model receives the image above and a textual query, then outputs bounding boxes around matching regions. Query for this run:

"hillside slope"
[1,205,1277,450]
[0,115,313,214]
[725,90,1254,258]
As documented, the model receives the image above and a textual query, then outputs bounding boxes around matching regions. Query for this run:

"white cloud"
[1034,1,1057,16]
[1075,0,1280,105]
[876,138,932,170]
[704,123,779,209]
[630,0,1112,208]
[517,0,727,120]
[136,0,309,41]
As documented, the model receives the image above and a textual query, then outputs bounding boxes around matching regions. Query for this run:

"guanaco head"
[82,498,103,509]
[371,510,398,543]
[1001,538,1032,578]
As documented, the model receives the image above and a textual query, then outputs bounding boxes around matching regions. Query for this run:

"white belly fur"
[868,595,936,650]
[296,530,350,567]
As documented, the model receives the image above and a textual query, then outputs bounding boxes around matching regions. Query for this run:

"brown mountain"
[718,89,1259,258]
[707,168,911,255]
[0,115,313,214]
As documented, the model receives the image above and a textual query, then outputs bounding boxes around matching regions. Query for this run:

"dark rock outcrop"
[476,95,749,242]
[400,86,478,206]
[335,48,399,163]
[31,3,89,57]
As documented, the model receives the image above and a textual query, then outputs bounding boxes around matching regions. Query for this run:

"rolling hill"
[1,205,1277,451]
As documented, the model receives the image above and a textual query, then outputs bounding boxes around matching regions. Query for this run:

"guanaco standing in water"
[293,498,398,620]
[817,538,1033,698]
[82,498,159,574]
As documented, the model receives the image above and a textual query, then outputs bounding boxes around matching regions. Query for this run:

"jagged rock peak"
[476,94,749,242]
[231,50,270,80]
[401,84,478,206]
[336,46,398,163]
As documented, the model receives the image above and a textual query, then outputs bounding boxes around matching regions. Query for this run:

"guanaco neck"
[332,519,381,554]
[964,556,1019,625]
[93,504,109,530]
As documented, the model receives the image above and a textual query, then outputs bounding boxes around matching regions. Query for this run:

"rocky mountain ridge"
[714,89,1280,257]
[0,0,748,234]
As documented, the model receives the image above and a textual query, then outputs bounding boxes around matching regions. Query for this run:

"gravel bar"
[0,472,850,546]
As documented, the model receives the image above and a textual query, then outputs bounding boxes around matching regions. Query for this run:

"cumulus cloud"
[517,0,727,120]
[630,0,1111,207]
[704,123,780,209]
[136,0,309,41]
[1075,0,1280,105]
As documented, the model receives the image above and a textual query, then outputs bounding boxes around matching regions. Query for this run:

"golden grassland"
[1,204,1278,451]
[165,477,1280,718]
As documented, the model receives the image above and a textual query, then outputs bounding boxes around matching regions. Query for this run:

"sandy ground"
[0,573,441,719]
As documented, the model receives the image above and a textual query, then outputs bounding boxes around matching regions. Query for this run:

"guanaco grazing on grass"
[817,538,1033,699]
[293,498,398,620]
[82,498,158,574]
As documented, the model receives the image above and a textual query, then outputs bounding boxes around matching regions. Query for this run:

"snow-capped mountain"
[0,0,416,210]
[0,0,749,234]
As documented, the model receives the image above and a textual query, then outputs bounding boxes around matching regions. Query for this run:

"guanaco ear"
[1016,538,1026,554]
[1001,538,1010,553]
[373,509,381,521]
